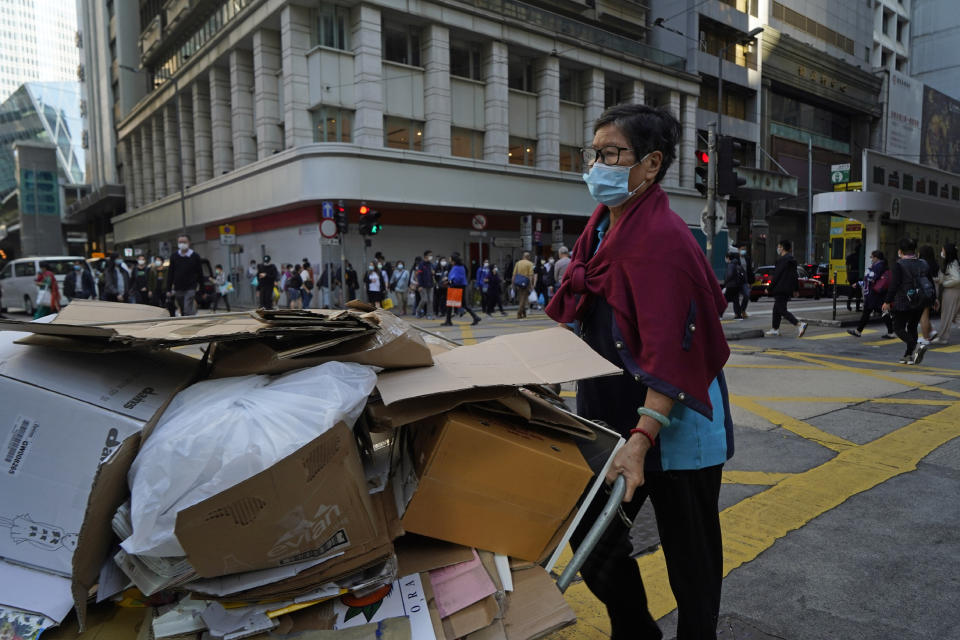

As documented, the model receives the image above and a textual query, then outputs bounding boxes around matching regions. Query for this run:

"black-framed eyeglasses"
[579,146,635,166]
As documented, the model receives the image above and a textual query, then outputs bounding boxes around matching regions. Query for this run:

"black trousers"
[444,286,479,323]
[258,286,274,309]
[723,288,741,318]
[855,304,894,334]
[569,465,724,640]
[893,307,923,357]
[772,294,798,329]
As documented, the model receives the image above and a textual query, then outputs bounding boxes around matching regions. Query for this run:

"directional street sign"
[321,201,334,219]
[830,163,850,185]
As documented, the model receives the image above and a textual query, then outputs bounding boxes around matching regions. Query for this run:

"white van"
[0,256,93,315]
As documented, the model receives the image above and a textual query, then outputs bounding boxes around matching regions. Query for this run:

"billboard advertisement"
[885,71,923,161]
[920,84,960,174]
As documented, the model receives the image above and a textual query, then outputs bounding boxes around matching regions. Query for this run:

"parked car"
[0,256,94,314]
[803,263,835,295]
[750,265,824,302]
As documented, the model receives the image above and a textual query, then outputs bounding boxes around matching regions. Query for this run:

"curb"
[724,328,765,341]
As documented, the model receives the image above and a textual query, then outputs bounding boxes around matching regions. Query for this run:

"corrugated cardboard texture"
[376,327,620,406]
[502,566,576,639]
[400,410,594,561]
[175,423,380,579]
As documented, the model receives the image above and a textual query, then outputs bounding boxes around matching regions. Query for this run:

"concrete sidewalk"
[721,306,883,341]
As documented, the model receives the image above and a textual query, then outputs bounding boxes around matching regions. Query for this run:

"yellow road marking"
[766,349,960,377]
[722,470,794,485]
[560,391,576,398]
[736,396,955,406]
[933,343,960,353]
[729,395,856,452]
[725,364,825,370]
[625,400,960,621]
[459,325,477,345]
[804,329,877,341]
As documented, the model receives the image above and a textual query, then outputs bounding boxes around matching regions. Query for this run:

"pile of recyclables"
[0,300,624,640]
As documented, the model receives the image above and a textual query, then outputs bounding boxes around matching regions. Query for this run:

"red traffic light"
[359,204,369,215]
[696,150,709,164]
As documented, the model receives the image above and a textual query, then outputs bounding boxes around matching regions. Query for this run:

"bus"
[828,216,864,291]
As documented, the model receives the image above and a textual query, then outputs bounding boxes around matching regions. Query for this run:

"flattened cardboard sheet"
[376,327,620,406]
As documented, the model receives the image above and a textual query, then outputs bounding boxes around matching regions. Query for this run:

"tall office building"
[88,0,705,277]
[0,0,79,102]
[910,0,960,98]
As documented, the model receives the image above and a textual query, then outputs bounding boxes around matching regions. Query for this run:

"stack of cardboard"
[0,302,624,640]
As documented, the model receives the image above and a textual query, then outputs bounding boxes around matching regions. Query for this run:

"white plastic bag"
[122,361,378,558]
[528,290,538,305]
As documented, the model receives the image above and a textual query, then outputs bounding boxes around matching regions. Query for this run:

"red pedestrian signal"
[696,150,709,164]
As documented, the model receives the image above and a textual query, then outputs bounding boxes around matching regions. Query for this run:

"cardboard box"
[0,332,198,625]
[395,410,594,562]
[502,566,576,639]
[174,422,381,579]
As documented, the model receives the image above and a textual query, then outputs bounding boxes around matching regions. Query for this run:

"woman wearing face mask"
[390,261,410,315]
[210,264,231,312]
[130,257,150,304]
[365,261,384,307]
[434,257,450,318]
[545,104,732,640]
[148,258,167,308]
[102,253,132,303]
[933,243,960,344]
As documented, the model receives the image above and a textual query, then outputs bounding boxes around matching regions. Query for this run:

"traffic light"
[336,200,348,235]
[716,135,746,196]
[695,149,710,197]
[358,203,382,235]
[368,210,382,235]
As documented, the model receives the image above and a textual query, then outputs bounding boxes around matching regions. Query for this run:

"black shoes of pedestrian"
[471,317,481,326]
[441,321,453,326]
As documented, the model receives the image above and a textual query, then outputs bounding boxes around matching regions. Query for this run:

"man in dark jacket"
[257,255,279,309]
[847,250,896,339]
[882,237,932,364]
[846,242,863,312]
[167,234,204,316]
[64,261,96,300]
[102,253,131,303]
[765,239,807,337]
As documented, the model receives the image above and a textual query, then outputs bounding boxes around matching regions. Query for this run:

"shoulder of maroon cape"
[571,185,730,418]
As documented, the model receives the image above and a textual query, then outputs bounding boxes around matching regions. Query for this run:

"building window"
[915,178,925,194]
[559,66,580,102]
[450,42,482,80]
[873,166,885,185]
[508,54,533,92]
[382,23,421,66]
[604,84,622,108]
[559,145,582,173]
[941,183,950,199]
[451,127,483,159]
[384,117,423,150]
[508,137,536,166]
[928,180,938,196]
[953,186,959,201]
[311,108,352,142]
[311,4,349,50]
[902,173,913,191]
[887,171,899,189]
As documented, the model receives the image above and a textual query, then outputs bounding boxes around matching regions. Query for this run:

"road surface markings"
[729,396,856,452]
[932,343,960,353]
[721,471,795,485]
[803,329,878,341]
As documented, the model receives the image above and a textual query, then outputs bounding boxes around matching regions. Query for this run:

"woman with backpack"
[847,250,895,339]
[883,237,935,364]
[933,243,960,344]
[285,264,304,309]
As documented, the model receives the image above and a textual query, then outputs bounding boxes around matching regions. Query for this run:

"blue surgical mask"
[582,153,651,207]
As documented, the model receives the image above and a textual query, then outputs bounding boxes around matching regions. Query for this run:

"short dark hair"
[423,250,432,257]
[593,104,681,183]
[215,263,223,269]
[871,250,885,261]
[177,233,190,242]
[779,239,792,252]
[899,237,917,253]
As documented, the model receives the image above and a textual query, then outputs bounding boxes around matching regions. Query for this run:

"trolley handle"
[556,475,627,594]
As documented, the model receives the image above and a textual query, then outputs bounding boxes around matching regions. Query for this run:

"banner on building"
[920,84,960,174]
[885,71,922,162]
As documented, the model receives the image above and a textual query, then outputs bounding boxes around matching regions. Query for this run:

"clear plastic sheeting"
[122,362,378,558]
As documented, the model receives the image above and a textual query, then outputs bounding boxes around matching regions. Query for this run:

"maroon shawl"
[546,184,729,417]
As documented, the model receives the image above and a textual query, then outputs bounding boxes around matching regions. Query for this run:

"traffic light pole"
[705,123,718,268]
[340,235,346,308]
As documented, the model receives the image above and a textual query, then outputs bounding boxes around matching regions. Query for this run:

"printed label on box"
[5,415,36,477]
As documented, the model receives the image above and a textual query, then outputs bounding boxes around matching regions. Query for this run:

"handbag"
[446,287,463,308]
[382,296,394,310]
[36,286,51,307]
[513,274,530,289]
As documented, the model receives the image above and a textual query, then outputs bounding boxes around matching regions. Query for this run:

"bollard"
[832,271,838,320]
